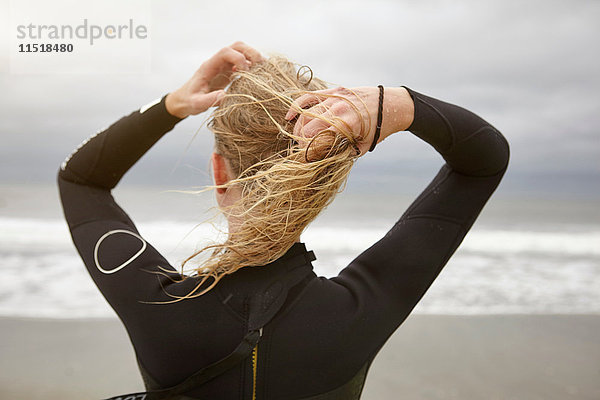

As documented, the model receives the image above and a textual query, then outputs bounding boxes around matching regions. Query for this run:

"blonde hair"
[179,55,370,298]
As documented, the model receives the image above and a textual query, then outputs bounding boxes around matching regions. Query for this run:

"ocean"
[1,184,599,318]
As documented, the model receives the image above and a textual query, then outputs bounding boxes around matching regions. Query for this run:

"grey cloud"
[1,0,599,196]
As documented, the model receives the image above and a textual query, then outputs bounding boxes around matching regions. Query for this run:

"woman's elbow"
[491,128,510,175]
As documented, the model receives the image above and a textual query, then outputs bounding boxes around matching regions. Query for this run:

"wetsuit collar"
[225,242,315,282]
[220,242,316,330]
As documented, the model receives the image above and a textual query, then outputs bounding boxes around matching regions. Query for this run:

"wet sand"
[1,315,598,399]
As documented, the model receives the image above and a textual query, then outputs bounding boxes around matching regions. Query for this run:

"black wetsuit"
[58,87,509,399]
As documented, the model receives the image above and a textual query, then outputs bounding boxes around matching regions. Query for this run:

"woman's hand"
[166,41,264,119]
[284,86,414,156]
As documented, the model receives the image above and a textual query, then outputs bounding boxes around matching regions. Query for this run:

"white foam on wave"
[305,225,600,257]
[460,229,600,257]
[2,217,599,257]
[1,217,599,318]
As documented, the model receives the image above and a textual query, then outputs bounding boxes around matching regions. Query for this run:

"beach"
[1,186,599,398]
[1,315,598,400]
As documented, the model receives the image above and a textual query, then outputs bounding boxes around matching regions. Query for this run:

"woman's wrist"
[379,86,415,142]
[165,90,190,119]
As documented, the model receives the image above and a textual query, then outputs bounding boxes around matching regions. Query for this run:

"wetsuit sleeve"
[332,87,510,338]
[57,95,185,317]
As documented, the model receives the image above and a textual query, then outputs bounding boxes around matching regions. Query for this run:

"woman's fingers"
[286,87,371,156]
[294,116,336,139]
[285,87,349,121]
[199,45,255,83]
[169,42,263,117]
[230,41,264,64]
[285,94,320,121]
[201,42,265,91]
[285,91,333,121]
[210,42,263,75]
[292,99,339,138]
[188,90,226,115]
[214,46,251,72]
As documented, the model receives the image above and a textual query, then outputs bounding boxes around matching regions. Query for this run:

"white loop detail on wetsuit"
[94,229,147,274]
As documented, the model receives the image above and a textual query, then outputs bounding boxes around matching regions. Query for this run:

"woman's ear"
[211,152,229,194]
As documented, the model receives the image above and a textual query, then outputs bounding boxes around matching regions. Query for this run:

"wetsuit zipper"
[251,328,263,400]
[251,344,258,400]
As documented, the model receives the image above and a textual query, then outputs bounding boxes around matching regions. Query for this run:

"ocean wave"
[2,217,599,256]
[1,217,599,318]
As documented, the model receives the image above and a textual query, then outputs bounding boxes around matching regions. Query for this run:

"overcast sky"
[1,0,599,197]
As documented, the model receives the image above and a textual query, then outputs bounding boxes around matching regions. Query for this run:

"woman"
[58,42,509,399]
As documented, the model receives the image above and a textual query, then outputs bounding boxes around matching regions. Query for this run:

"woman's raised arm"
[57,42,263,315]
[297,85,510,339]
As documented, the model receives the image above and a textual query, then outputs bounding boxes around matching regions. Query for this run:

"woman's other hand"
[284,86,414,156]
[166,41,264,119]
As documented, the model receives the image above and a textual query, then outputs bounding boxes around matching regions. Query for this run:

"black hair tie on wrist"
[368,85,384,152]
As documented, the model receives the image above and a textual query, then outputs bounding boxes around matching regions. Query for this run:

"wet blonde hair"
[180,55,370,298]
